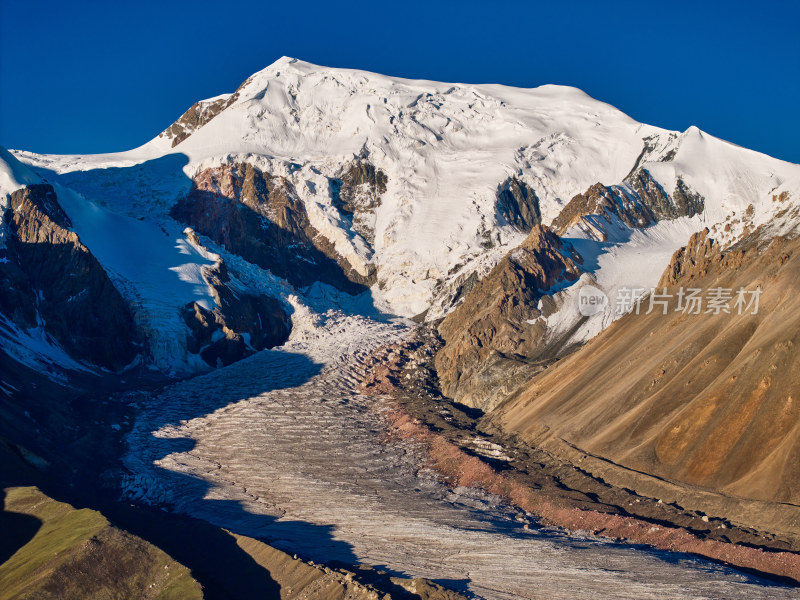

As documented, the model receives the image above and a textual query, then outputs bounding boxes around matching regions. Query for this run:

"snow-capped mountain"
[4,56,800,376]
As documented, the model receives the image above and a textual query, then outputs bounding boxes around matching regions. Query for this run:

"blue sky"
[1,0,798,163]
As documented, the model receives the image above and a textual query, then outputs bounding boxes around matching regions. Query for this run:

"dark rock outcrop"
[496,177,542,232]
[628,169,704,221]
[435,226,581,411]
[0,184,138,370]
[330,160,387,245]
[625,132,680,178]
[551,182,651,235]
[171,162,373,293]
[161,96,233,147]
[182,260,290,367]
[671,177,706,220]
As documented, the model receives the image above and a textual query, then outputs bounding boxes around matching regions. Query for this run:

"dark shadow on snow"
[30,151,397,324]
[127,348,363,563]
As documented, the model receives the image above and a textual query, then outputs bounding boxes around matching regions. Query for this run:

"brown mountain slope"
[486,226,800,510]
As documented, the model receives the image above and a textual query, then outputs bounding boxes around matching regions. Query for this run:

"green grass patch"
[0,486,202,600]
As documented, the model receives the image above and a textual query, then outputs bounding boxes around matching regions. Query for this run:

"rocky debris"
[435,225,582,411]
[310,561,468,600]
[496,177,541,232]
[380,388,800,586]
[552,170,704,239]
[355,331,800,586]
[2,442,461,600]
[171,162,373,293]
[123,306,800,598]
[330,159,388,245]
[359,326,443,401]
[0,184,138,370]
[359,344,406,396]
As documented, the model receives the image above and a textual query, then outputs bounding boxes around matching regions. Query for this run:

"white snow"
[0,146,42,197]
[0,315,94,382]
[4,60,799,594]
[10,57,665,318]
[540,214,709,346]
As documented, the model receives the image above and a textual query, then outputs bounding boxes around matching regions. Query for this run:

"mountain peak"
[268,55,300,68]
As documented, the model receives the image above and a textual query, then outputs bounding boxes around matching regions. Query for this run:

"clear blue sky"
[1,0,798,163]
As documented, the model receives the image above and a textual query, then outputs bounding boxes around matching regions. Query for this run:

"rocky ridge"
[551,168,705,240]
[435,225,582,411]
[330,159,388,245]
[181,250,291,368]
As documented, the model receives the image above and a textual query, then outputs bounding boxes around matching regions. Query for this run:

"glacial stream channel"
[123,311,799,600]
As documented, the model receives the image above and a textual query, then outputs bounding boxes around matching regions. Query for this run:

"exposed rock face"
[0,185,138,370]
[330,160,388,244]
[550,182,651,235]
[161,96,233,147]
[658,227,718,285]
[487,226,800,510]
[171,162,373,293]
[625,132,680,176]
[552,170,704,238]
[670,176,706,219]
[159,77,253,147]
[496,177,542,232]
[435,226,581,411]
[182,260,290,367]
[628,169,704,221]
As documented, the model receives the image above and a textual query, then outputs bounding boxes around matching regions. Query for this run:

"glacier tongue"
[122,307,794,600]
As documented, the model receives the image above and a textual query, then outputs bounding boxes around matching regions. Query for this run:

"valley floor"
[122,310,797,600]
